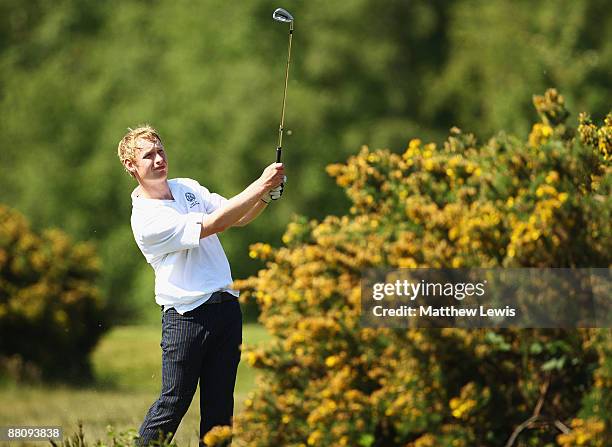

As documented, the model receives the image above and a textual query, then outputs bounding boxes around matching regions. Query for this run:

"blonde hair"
[117,124,163,176]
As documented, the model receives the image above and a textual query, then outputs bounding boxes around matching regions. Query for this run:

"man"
[117,125,285,446]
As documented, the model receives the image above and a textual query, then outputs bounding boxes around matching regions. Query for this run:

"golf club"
[272,7,294,169]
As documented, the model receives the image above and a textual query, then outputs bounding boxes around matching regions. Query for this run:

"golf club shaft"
[276,21,293,163]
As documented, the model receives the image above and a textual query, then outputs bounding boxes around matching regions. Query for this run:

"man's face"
[126,137,168,182]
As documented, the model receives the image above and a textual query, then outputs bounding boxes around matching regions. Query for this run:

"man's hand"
[258,163,285,191]
[269,176,287,201]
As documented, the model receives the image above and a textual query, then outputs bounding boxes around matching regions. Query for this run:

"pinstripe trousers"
[137,293,242,446]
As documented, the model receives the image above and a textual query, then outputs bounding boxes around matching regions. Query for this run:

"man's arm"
[233,180,285,227]
[200,163,284,238]
[233,199,268,227]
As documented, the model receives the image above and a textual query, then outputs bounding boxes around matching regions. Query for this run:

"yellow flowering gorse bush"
[232,90,610,446]
[0,205,105,381]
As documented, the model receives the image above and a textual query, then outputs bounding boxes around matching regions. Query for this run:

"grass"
[0,322,269,446]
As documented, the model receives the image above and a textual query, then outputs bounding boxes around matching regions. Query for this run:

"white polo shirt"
[130,178,238,314]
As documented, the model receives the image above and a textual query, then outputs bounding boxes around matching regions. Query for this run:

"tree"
[1,1,610,322]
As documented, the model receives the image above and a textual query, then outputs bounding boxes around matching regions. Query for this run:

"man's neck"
[137,180,174,200]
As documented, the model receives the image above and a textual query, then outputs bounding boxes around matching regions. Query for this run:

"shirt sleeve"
[137,208,203,258]
[200,185,228,214]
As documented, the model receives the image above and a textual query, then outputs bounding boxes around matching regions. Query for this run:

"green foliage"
[54,422,235,447]
[51,423,174,447]
[425,0,612,138]
[0,204,106,381]
[233,93,611,446]
[0,1,610,322]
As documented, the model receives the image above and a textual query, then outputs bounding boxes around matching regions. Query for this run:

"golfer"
[117,125,285,446]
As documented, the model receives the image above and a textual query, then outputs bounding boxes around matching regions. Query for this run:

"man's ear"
[124,159,136,177]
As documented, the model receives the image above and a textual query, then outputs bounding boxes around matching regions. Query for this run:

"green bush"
[0,205,106,381]
[233,91,611,446]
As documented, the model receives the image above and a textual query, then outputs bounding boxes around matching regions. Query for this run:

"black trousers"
[137,292,242,446]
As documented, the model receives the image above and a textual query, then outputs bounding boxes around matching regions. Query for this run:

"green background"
[1,0,610,322]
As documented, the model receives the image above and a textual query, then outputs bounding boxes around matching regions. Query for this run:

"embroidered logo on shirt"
[185,192,200,208]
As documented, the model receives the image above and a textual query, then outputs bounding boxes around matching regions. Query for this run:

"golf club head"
[273,8,293,23]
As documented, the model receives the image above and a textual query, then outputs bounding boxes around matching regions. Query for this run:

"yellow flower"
[324,399,337,411]
[398,257,417,268]
[408,138,421,149]
[449,397,460,410]
[529,123,553,147]
[450,398,477,419]
[325,355,339,367]
[545,171,559,183]
[307,431,322,446]
[246,352,258,366]
[414,434,437,447]
[262,294,273,306]
[203,425,232,446]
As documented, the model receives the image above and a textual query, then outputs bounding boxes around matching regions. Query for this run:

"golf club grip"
[272,147,284,200]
